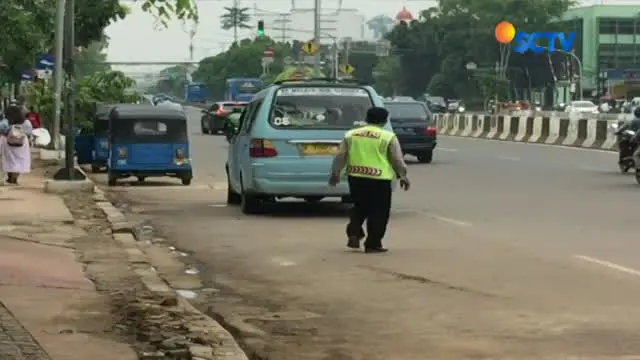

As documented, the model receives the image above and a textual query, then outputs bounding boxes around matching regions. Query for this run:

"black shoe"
[364,247,388,254]
[347,235,363,249]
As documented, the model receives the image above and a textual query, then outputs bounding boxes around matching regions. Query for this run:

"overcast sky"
[105,0,640,72]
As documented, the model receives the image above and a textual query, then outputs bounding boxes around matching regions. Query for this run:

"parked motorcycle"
[610,122,637,173]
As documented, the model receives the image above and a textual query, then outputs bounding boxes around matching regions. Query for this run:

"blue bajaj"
[107,105,192,186]
[75,103,119,172]
[91,104,114,172]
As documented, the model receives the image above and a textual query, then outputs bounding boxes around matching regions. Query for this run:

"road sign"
[301,41,319,55]
[339,63,355,75]
[21,70,34,81]
[263,48,274,57]
[261,57,273,65]
[35,54,54,70]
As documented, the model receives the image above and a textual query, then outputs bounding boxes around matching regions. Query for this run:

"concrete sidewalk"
[0,173,137,360]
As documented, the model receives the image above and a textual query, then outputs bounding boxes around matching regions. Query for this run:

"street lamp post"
[550,48,583,100]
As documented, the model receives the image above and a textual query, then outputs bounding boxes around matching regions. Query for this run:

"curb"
[91,186,250,360]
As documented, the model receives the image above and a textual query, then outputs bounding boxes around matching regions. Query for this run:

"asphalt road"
[94,106,640,360]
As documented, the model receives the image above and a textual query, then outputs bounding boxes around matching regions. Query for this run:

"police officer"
[329,107,410,253]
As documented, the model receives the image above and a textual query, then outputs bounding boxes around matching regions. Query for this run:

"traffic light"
[257,20,265,37]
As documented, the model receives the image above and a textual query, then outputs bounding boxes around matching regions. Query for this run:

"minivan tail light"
[422,126,437,136]
[249,138,278,158]
[175,148,184,160]
[117,147,127,158]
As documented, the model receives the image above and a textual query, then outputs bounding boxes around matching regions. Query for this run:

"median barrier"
[432,113,630,151]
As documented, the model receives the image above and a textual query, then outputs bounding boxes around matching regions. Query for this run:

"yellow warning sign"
[301,41,319,55]
[339,63,355,75]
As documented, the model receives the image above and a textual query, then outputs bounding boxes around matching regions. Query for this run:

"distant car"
[201,101,248,135]
[225,80,391,214]
[565,100,598,114]
[384,100,437,163]
[425,96,447,113]
[446,99,465,113]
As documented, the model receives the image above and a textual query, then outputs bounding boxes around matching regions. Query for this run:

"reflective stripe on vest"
[345,125,395,180]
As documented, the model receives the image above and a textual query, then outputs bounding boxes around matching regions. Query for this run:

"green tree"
[23,70,140,130]
[385,0,574,102]
[345,41,378,85]
[220,7,252,44]
[192,38,292,100]
[76,39,111,78]
[150,66,190,98]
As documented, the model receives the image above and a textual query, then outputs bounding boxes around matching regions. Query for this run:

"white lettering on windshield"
[273,117,291,126]
[278,87,369,97]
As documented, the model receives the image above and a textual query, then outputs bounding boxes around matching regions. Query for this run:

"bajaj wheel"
[137,176,146,182]
[107,173,117,186]
[181,177,192,185]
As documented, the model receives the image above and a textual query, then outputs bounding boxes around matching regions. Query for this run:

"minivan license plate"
[301,144,338,155]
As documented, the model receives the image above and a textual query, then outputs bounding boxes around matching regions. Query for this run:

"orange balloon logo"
[495,21,516,44]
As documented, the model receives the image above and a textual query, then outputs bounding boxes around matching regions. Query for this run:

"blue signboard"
[21,71,34,81]
[35,54,54,70]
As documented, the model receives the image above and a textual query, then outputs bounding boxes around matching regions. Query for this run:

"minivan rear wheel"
[417,151,433,164]
[240,179,263,214]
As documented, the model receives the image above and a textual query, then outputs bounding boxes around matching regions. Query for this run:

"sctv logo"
[495,21,576,54]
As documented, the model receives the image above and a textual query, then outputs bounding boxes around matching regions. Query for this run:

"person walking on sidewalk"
[0,105,32,185]
[328,107,410,253]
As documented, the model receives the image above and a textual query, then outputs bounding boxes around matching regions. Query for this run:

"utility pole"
[53,0,83,180]
[51,0,65,150]
[313,0,321,72]
[273,13,291,43]
[343,37,351,65]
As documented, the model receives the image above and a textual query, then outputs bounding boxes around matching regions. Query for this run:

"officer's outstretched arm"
[388,136,407,178]
[330,139,349,175]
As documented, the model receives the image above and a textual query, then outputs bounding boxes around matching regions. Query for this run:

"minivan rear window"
[385,102,430,121]
[270,86,373,129]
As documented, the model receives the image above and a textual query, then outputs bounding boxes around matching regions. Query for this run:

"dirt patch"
[61,192,221,359]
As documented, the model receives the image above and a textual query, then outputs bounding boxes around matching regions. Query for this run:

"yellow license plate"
[301,144,338,155]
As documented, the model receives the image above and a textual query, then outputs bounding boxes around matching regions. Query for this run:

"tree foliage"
[384,0,574,102]
[23,70,140,130]
[76,39,111,78]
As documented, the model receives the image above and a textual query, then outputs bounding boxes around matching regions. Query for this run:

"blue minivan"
[225,79,391,214]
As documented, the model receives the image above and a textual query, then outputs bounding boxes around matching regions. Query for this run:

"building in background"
[557,4,640,100]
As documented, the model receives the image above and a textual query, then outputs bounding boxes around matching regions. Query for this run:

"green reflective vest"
[345,125,395,180]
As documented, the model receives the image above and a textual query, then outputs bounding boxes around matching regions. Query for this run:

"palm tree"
[220,6,251,44]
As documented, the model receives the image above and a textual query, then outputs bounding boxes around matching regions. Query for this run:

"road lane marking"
[271,257,296,266]
[208,204,227,207]
[579,165,607,172]
[496,155,520,161]
[430,214,472,227]
[574,254,640,277]
[438,147,458,152]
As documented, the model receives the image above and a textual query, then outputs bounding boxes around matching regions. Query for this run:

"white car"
[565,100,599,114]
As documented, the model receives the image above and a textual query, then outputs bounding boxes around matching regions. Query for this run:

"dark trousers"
[346,176,392,249]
